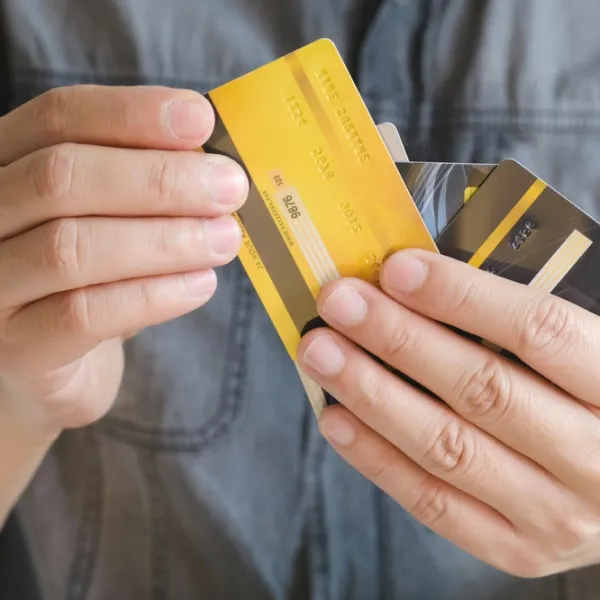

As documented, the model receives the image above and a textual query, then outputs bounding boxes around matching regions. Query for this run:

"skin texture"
[0,85,249,524]
[299,249,600,578]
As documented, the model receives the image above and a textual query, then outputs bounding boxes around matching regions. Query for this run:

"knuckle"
[422,418,475,477]
[38,87,73,137]
[361,447,394,482]
[445,275,482,315]
[43,218,84,281]
[455,359,512,422]
[380,319,417,365]
[31,143,77,202]
[549,512,599,556]
[355,368,389,414]
[59,289,95,337]
[148,152,179,204]
[134,280,157,313]
[151,219,190,258]
[155,221,174,256]
[410,481,452,528]
[519,296,575,359]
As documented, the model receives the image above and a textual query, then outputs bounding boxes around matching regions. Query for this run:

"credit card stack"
[200,39,600,415]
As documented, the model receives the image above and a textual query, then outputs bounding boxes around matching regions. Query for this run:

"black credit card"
[397,162,495,239]
[436,158,600,316]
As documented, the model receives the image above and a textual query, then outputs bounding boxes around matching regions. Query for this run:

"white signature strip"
[529,230,592,293]
[276,186,340,286]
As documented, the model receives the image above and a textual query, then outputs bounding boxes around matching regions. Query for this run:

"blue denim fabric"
[3,0,600,597]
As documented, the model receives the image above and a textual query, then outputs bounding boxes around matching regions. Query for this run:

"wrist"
[0,384,63,448]
[0,387,62,525]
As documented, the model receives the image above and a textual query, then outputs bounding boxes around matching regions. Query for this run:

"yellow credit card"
[202,39,436,360]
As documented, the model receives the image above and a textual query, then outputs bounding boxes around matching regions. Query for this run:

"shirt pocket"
[99,259,256,452]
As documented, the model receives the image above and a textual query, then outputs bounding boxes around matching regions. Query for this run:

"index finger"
[0,85,215,165]
[380,249,600,405]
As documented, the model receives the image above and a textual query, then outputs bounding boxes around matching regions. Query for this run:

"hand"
[0,86,248,435]
[299,249,600,578]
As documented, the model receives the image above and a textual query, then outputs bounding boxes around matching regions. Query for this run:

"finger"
[380,250,600,406]
[0,216,241,309]
[316,279,600,492]
[298,329,567,532]
[0,145,248,239]
[1,270,217,372]
[0,85,215,165]
[317,405,528,576]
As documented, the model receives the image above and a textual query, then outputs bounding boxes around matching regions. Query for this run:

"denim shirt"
[2,0,600,598]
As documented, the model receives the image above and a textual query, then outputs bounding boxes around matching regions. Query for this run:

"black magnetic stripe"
[204,95,318,333]
[436,161,535,261]
[475,185,586,285]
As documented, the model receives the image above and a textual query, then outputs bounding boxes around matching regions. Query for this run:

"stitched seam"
[66,430,103,600]
[365,98,600,117]
[13,69,600,136]
[558,572,567,600]
[139,451,170,600]
[97,261,253,452]
[305,433,329,600]
[366,101,600,131]
[12,67,221,90]
[13,68,600,122]
[376,491,390,600]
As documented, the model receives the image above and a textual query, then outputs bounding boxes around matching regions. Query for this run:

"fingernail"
[302,335,346,376]
[184,270,217,298]
[204,218,242,256]
[164,98,211,139]
[204,157,249,206]
[320,413,356,447]
[382,252,428,294]
[321,286,367,327]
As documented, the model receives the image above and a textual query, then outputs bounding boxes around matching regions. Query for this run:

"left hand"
[298,249,600,578]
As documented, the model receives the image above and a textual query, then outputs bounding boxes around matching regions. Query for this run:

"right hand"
[0,85,248,436]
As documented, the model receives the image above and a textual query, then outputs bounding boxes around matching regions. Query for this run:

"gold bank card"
[203,39,436,359]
